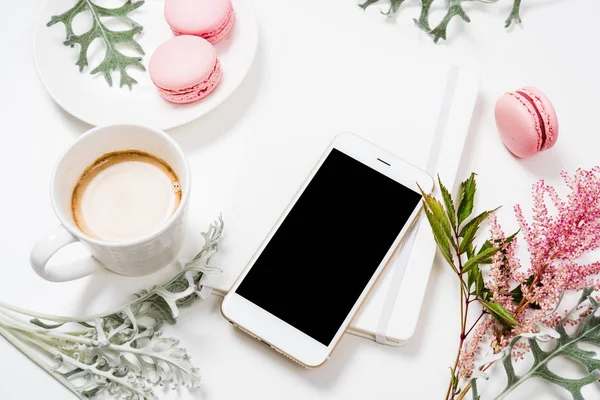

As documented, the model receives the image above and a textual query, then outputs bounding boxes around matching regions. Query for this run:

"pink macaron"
[149,35,222,104]
[164,0,235,44]
[495,87,559,158]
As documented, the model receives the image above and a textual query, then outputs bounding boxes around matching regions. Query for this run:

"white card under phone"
[199,64,479,346]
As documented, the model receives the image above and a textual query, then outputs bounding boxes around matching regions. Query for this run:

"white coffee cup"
[30,124,191,282]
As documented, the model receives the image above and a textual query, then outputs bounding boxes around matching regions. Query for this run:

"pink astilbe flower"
[457,316,493,378]
[514,168,600,313]
[487,214,521,314]
[457,168,600,379]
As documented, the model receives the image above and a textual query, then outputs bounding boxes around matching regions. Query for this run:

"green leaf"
[481,301,517,327]
[423,207,455,267]
[438,175,457,230]
[497,288,600,399]
[475,269,485,298]
[361,0,529,43]
[478,240,492,254]
[358,0,379,10]
[430,0,471,43]
[466,243,475,259]
[462,246,498,274]
[450,367,459,392]
[510,284,524,305]
[505,0,523,28]
[413,0,434,32]
[506,229,520,244]
[468,266,486,297]
[471,378,479,400]
[47,0,146,89]
[29,319,65,329]
[459,208,500,254]
[457,173,477,227]
[383,0,407,16]
[467,265,476,291]
[511,275,540,309]
[360,0,406,15]
[420,188,456,252]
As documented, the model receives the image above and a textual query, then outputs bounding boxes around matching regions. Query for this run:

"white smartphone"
[221,133,433,368]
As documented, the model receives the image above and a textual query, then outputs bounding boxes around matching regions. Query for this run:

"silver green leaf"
[362,0,525,43]
[505,0,523,28]
[495,288,600,400]
[429,0,470,43]
[47,0,146,89]
[0,217,224,400]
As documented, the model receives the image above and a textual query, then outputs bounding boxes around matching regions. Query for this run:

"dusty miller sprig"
[467,288,600,400]
[360,0,525,43]
[47,0,146,89]
[0,217,224,400]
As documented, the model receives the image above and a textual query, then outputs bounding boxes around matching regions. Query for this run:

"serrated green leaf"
[457,173,477,227]
[506,229,520,244]
[459,208,500,254]
[438,175,457,230]
[511,275,539,308]
[467,265,476,291]
[475,269,485,297]
[511,284,524,305]
[497,288,600,399]
[478,240,492,254]
[420,188,456,251]
[468,266,485,297]
[450,367,458,391]
[466,243,475,259]
[423,207,455,267]
[481,300,517,327]
[463,246,498,274]
[47,0,146,89]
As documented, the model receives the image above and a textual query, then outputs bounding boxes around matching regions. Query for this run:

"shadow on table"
[64,259,184,317]
[52,101,94,135]
[168,32,266,152]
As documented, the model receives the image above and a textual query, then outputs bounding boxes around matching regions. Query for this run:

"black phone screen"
[236,149,421,346]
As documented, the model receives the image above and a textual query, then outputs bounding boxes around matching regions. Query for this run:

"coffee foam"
[72,150,182,242]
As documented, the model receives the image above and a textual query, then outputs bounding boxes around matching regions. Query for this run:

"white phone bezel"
[221,132,434,368]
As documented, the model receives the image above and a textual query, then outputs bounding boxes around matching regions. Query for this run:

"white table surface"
[2,1,600,399]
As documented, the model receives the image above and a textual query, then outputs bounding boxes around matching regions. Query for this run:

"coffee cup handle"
[30,226,102,282]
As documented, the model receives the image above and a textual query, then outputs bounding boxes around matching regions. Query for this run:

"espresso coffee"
[72,150,182,242]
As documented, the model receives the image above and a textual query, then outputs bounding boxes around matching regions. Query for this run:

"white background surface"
[2,1,600,399]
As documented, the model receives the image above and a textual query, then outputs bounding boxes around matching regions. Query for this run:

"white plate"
[33,0,258,130]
